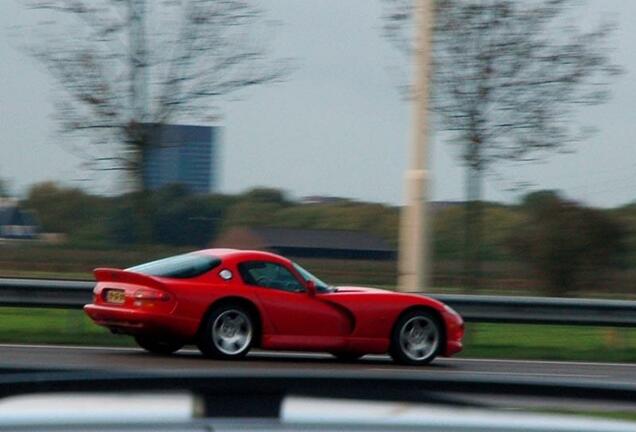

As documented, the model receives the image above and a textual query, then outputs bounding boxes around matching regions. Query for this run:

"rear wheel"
[134,335,184,355]
[389,310,443,365]
[198,304,254,359]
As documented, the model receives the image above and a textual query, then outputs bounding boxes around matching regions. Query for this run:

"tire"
[197,304,254,359]
[389,310,443,365]
[134,335,184,355]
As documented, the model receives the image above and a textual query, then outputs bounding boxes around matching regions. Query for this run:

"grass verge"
[0,307,134,347]
[461,323,636,363]
[534,409,636,422]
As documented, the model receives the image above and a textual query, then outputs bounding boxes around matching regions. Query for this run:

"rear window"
[127,253,221,279]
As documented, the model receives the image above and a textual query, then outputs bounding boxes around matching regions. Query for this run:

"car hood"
[334,286,390,294]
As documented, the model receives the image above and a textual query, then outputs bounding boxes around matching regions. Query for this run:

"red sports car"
[84,249,464,365]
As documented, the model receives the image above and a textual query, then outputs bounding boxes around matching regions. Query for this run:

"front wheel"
[134,335,184,355]
[197,304,254,359]
[389,310,443,365]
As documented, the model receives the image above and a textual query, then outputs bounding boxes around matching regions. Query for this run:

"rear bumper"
[83,304,197,340]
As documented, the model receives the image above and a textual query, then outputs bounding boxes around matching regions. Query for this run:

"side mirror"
[306,280,316,297]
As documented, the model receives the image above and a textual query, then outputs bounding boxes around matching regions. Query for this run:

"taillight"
[133,288,172,307]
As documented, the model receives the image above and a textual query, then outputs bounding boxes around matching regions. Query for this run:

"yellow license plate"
[105,290,126,304]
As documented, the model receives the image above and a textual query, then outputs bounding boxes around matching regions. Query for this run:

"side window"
[238,261,305,293]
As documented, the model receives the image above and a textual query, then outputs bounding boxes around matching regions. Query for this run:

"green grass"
[460,323,636,362]
[0,307,134,347]
[534,409,636,422]
[2,307,636,363]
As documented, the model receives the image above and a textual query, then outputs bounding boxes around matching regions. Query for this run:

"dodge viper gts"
[84,249,464,365]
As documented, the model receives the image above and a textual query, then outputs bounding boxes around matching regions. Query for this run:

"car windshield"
[127,253,220,279]
[292,262,334,292]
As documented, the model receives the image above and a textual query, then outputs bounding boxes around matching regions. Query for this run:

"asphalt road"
[3,343,636,387]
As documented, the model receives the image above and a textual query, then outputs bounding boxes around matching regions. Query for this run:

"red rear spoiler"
[93,268,166,290]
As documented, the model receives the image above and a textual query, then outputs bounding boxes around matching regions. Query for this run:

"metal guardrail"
[2,277,636,326]
[433,293,636,327]
[0,278,93,308]
[2,370,635,432]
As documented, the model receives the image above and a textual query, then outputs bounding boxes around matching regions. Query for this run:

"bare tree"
[22,0,291,191]
[383,0,621,289]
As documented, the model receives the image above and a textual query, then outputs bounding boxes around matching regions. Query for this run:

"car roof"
[195,248,291,263]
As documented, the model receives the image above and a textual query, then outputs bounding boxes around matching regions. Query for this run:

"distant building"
[0,199,39,240]
[142,124,219,194]
[214,227,395,260]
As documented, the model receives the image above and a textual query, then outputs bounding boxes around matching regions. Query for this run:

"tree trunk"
[126,122,153,244]
[463,164,483,291]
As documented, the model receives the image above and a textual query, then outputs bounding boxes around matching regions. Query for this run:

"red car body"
[84,249,463,360]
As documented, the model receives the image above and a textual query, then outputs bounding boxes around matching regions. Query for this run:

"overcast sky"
[1,0,635,207]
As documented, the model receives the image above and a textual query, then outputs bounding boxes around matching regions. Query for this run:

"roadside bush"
[508,191,627,296]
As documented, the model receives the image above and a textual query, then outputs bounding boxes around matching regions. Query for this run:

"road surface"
[2,343,636,387]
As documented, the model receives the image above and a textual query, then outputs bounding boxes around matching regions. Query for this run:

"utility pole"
[397,0,435,292]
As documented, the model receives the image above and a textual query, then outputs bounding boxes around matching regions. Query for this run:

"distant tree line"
[23,183,399,249]
[22,182,633,296]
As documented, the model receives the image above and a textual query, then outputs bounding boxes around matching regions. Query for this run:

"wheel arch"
[197,296,263,347]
